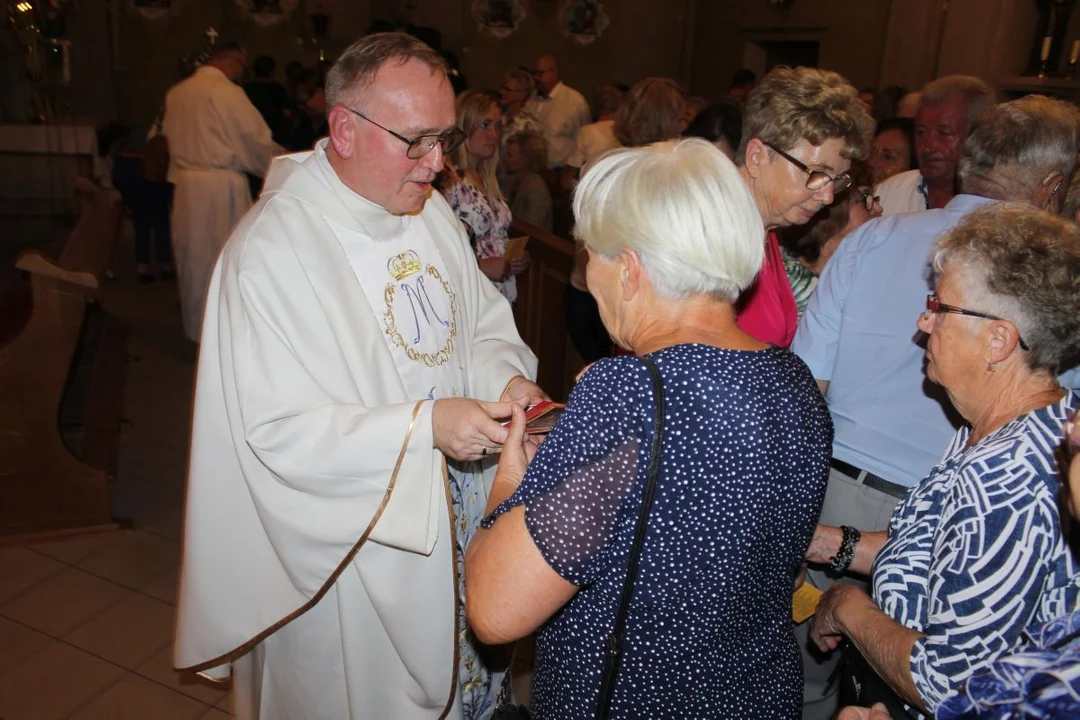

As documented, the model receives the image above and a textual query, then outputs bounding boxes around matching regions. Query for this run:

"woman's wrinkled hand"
[494,404,533,492]
[837,704,892,720]
[810,583,866,653]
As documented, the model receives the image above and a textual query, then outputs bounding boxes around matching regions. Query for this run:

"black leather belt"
[829,458,910,500]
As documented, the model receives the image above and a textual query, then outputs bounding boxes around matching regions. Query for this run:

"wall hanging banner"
[129,0,180,21]
[560,0,608,45]
[235,0,298,27]
[472,0,527,39]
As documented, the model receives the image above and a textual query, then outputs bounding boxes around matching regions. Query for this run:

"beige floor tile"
[136,645,228,706]
[140,505,185,542]
[199,709,231,719]
[65,592,175,669]
[0,616,52,677]
[141,567,180,605]
[77,529,180,589]
[0,641,126,720]
[28,531,125,565]
[216,691,234,713]
[0,547,67,604]
[1,567,129,637]
[68,673,209,720]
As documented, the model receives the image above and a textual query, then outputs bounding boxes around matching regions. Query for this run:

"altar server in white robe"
[173,33,543,720]
[163,41,282,341]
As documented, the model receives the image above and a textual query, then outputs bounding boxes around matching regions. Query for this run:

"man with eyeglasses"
[174,32,543,719]
[792,96,1080,720]
[163,41,283,342]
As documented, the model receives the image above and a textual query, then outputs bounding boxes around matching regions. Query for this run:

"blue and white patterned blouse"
[872,391,1080,717]
[484,344,833,719]
[936,606,1080,719]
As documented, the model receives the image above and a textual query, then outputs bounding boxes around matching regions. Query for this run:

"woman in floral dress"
[438,89,530,720]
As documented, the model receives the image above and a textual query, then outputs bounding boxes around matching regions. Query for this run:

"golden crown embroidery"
[384,251,458,367]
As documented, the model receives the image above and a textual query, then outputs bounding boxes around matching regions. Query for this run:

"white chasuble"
[174,138,537,720]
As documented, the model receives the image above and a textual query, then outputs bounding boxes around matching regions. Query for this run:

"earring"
[986,361,996,373]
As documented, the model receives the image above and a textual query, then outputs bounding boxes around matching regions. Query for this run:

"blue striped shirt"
[873,392,1080,716]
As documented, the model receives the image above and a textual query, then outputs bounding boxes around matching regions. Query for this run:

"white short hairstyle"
[572,138,765,302]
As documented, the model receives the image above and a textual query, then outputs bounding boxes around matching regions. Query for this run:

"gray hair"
[736,66,874,165]
[505,67,537,102]
[918,75,997,130]
[1063,167,1080,221]
[573,138,764,302]
[325,32,447,111]
[958,95,1080,203]
[592,84,625,117]
[932,203,1080,375]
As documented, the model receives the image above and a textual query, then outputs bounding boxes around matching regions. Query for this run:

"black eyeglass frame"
[346,107,466,160]
[855,188,881,211]
[925,294,1030,351]
[763,141,853,193]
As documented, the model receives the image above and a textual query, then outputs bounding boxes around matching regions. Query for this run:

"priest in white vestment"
[174,34,542,720]
[163,42,283,341]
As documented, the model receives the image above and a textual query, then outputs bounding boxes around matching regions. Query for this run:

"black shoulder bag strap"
[594,355,667,719]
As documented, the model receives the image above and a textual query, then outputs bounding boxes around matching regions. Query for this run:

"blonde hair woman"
[441,90,529,301]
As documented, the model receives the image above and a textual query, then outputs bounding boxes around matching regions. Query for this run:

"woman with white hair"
[464,139,833,718]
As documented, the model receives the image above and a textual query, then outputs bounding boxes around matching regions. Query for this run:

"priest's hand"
[500,375,548,408]
[432,398,513,462]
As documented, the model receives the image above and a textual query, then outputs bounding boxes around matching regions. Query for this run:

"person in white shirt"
[531,54,591,168]
[876,76,995,218]
[162,42,283,342]
[173,32,543,719]
[561,83,624,189]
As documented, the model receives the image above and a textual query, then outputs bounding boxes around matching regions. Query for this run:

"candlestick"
[1071,39,1080,64]
[1040,36,1053,77]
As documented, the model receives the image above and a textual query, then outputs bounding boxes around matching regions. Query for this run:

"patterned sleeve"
[482,357,649,586]
[909,457,1059,710]
[935,611,1080,719]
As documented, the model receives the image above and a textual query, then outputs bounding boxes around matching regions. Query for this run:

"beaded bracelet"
[829,525,861,574]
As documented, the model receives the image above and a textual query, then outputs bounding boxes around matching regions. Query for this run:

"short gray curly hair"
[932,203,1080,375]
[736,66,874,164]
[958,95,1080,203]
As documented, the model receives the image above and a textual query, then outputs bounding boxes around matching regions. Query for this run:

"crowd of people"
[138,28,1080,720]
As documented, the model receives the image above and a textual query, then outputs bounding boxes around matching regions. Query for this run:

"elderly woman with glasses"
[465,139,834,718]
[777,161,881,320]
[807,203,1080,719]
[440,90,529,302]
[735,66,875,348]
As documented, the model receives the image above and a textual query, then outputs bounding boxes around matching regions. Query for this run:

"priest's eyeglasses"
[925,294,1029,351]
[763,141,853,194]
[347,107,466,159]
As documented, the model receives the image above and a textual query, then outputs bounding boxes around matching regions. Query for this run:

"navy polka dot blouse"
[484,344,833,719]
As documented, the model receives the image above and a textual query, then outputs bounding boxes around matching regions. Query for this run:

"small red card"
[503,400,566,434]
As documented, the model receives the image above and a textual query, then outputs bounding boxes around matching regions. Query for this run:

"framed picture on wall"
[472,0,526,40]
[130,0,179,21]
[560,0,609,45]
[235,0,297,27]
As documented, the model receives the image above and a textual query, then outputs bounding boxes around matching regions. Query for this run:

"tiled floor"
[0,240,231,719]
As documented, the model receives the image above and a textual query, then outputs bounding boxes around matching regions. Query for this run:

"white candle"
[1070,39,1079,64]
[1042,36,1053,62]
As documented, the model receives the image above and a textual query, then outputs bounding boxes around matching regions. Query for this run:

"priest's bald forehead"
[327,32,448,112]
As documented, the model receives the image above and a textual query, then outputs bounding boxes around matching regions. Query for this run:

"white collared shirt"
[532,81,591,168]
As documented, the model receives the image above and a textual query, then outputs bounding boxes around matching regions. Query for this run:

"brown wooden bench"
[0,178,130,541]
[510,218,586,402]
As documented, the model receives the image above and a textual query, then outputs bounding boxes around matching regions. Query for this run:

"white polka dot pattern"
[483,344,833,718]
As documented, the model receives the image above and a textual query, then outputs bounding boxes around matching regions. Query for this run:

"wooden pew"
[0,179,129,541]
[510,218,586,402]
